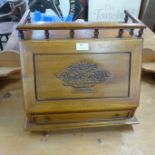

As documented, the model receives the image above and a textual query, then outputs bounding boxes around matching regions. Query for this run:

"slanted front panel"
[34,53,130,101]
[20,39,142,114]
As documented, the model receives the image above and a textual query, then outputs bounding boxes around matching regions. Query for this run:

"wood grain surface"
[0,51,20,78]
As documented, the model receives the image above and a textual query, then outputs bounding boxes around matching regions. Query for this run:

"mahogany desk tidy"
[16,10,146,132]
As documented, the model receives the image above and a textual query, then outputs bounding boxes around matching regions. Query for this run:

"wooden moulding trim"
[16,22,146,31]
[27,103,138,115]
[27,117,139,132]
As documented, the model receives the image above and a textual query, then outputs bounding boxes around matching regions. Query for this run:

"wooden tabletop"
[0,73,155,155]
[0,67,20,77]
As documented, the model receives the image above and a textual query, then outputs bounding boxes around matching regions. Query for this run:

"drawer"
[30,110,132,124]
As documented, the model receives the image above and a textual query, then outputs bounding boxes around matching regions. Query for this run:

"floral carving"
[56,60,111,92]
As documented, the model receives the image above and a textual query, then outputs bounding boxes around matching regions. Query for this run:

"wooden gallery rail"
[16,10,146,131]
[17,10,146,39]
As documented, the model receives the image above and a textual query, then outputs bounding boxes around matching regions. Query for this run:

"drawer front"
[34,53,130,101]
[30,110,132,124]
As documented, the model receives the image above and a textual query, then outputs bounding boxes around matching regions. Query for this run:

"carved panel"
[56,60,111,92]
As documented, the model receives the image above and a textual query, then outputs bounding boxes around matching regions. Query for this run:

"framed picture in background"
[88,0,142,22]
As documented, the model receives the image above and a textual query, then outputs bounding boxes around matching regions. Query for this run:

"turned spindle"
[70,29,75,38]
[45,30,49,39]
[118,29,124,38]
[94,29,99,38]
[130,29,134,36]
[19,30,24,39]
[138,29,144,38]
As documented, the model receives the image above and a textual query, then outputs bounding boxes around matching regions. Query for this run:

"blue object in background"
[65,14,73,22]
[33,10,41,22]
[42,15,53,22]
[31,10,73,23]
[51,15,63,22]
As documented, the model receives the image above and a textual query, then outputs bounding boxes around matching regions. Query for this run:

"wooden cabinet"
[17,10,145,131]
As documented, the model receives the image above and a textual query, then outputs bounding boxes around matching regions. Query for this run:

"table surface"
[0,73,155,155]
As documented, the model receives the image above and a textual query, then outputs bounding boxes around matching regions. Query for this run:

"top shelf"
[16,10,146,39]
